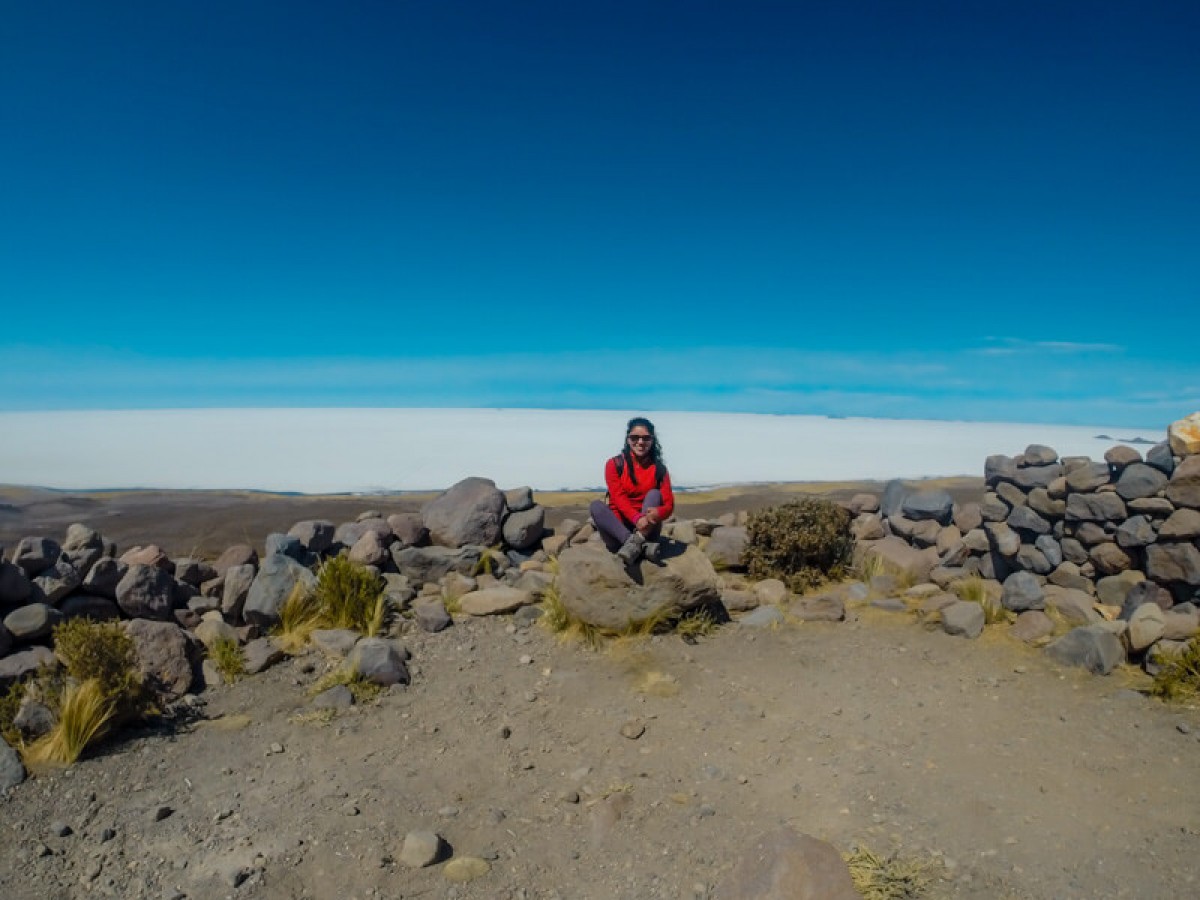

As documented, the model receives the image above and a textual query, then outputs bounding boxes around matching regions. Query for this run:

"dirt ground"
[2,482,1200,899]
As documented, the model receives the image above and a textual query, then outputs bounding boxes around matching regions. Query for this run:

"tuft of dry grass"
[951,575,1009,625]
[315,555,386,632]
[1150,637,1200,703]
[843,843,943,899]
[209,638,245,684]
[289,708,337,726]
[275,582,324,654]
[307,666,385,705]
[22,679,115,770]
[675,607,720,639]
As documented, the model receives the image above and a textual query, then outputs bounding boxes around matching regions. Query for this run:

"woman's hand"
[636,509,659,535]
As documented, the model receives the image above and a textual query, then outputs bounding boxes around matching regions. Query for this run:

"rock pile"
[849,413,1200,675]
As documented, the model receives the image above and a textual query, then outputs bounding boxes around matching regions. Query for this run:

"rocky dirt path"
[3,603,1199,900]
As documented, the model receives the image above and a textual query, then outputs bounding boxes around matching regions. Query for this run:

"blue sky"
[2,1,1197,427]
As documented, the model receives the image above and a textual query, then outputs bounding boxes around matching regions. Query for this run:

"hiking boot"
[616,532,646,566]
[642,541,662,564]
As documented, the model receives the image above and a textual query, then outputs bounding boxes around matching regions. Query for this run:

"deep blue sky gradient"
[2,1,1197,425]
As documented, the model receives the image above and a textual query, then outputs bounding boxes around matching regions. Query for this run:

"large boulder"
[242,554,318,627]
[1045,625,1125,675]
[1168,412,1200,456]
[124,619,199,700]
[115,564,177,620]
[715,828,859,900]
[1165,455,1200,509]
[422,477,506,547]
[502,506,546,552]
[556,544,719,631]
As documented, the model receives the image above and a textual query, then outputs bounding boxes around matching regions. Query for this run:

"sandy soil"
[2,480,1199,899]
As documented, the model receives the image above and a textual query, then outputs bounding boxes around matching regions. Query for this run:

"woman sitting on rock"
[589,417,675,565]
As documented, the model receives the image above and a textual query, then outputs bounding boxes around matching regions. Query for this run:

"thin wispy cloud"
[0,344,1181,429]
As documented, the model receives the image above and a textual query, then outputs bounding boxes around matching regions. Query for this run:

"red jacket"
[605,456,674,526]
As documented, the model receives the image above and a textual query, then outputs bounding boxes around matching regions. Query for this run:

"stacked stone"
[0,477,555,681]
[846,411,1200,675]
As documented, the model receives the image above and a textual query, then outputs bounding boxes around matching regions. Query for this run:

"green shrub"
[52,619,145,715]
[744,498,854,592]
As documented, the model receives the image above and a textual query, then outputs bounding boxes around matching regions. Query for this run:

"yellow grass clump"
[843,843,943,899]
[22,678,116,769]
[209,637,246,684]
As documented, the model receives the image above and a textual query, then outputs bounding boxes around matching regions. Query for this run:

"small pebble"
[50,822,73,838]
[1178,723,1192,735]
[620,722,646,740]
[518,654,533,665]
[270,742,284,754]
[151,806,174,823]
[499,725,512,739]
[100,828,116,843]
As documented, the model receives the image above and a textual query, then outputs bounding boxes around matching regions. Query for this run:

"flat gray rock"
[3,603,62,642]
[941,600,985,638]
[901,489,954,525]
[1115,463,1169,501]
[557,544,719,631]
[738,606,785,628]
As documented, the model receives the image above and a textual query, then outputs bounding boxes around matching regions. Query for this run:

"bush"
[52,619,144,715]
[744,498,854,591]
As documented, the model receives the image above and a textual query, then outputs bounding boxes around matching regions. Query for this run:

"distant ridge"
[1094,434,1156,445]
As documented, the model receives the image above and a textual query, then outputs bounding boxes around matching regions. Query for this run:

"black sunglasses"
[627,434,653,443]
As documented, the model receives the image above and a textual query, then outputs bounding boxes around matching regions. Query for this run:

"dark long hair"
[619,416,667,480]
